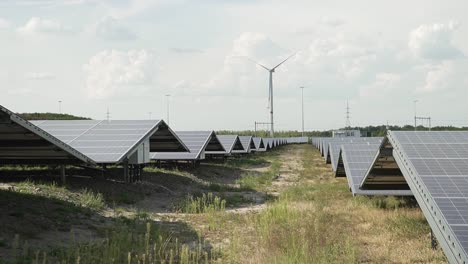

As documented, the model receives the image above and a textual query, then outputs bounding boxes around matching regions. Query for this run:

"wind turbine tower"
[247,53,296,137]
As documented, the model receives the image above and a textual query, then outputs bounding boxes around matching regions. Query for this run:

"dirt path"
[268,146,304,195]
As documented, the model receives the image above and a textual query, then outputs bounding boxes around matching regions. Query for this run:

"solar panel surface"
[150,131,217,160]
[252,137,265,151]
[340,143,413,196]
[329,137,384,171]
[236,136,254,153]
[208,135,243,154]
[387,131,468,263]
[32,120,163,163]
[0,106,94,164]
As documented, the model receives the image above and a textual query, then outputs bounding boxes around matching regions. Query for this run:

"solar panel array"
[1,104,308,166]
[310,136,412,196]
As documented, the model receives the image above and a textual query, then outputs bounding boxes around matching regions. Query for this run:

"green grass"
[13,180,106,211]
[175,193,226,214]
[224,156,269,168]
[13,222,217,264]
[227,197,359,263]
[385,214,431,238]
[354,195,417,210]
[236,161,281,191]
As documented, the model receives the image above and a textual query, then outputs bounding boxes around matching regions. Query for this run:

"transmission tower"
[345,101,351,128]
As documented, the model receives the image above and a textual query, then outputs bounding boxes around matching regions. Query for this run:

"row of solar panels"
[0,104,308,166]
[312,131,468,264]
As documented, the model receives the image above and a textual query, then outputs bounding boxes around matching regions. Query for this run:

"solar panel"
[329,137,384,171]
[322,137,381,163]
[252,137,265,151]
[339,142,413,196]
[0,105,94,164]
[151,131,224,160]
[236,136,255,153]
[287,137,308,144]
[384,131,468,263]
[206,135,244,155]
[32,120,188,164]
[263,138,274,149]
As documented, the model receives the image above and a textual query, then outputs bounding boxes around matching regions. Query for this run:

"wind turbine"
[247,53,296,137]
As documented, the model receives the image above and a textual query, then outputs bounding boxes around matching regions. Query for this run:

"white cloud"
[95,16,137,41]
[17,17,74,35]
[1,0,95,6]
[360,73,401,97]
[0,18,10,29]
[107,0,171,19]
[408,21,463,60]
[25,72,55,80]
[196,32,286,97]
[83,49,156,99]
[420,60,468,93]
[292,36,378,81]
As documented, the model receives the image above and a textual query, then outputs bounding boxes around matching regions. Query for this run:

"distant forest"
[218,125,468,138]
[18,112,91,120]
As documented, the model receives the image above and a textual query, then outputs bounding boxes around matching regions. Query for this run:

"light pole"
[58,100,62,114]
[414,99,418,131]
[165,94,171,125]
[300,86,305,137]
[148,112,152,120]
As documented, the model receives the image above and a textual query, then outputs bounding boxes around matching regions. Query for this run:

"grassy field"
[0,145,447,263]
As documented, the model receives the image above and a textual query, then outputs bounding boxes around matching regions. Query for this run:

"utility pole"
[345,101,351,129]
[300,86,305,137]
[414,100,418,131]
[165,94,171,125]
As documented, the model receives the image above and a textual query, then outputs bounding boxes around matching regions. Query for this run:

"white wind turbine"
[247,53,296,137]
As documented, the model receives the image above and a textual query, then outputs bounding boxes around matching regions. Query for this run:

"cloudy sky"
[1,0,467,131]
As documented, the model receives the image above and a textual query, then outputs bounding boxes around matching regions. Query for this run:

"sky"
[1,0,468,131]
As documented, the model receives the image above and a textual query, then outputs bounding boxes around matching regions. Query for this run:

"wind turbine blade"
[246,57,271,71]
[272,52,297,70]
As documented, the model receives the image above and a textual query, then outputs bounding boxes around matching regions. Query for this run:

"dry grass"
[179,145,447,263]
[1,144,448,263]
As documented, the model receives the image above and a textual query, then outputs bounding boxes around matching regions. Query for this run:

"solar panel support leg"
[60,165,66,185]
[123,162,129,183]
[431,229,438,250]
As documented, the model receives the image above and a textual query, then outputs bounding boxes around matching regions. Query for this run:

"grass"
[236,160,280,191]
[175,193,226,214]
[12,180,105,211]
[2,144,447,264]
[385,213,431,238]
[12,222,217,264]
